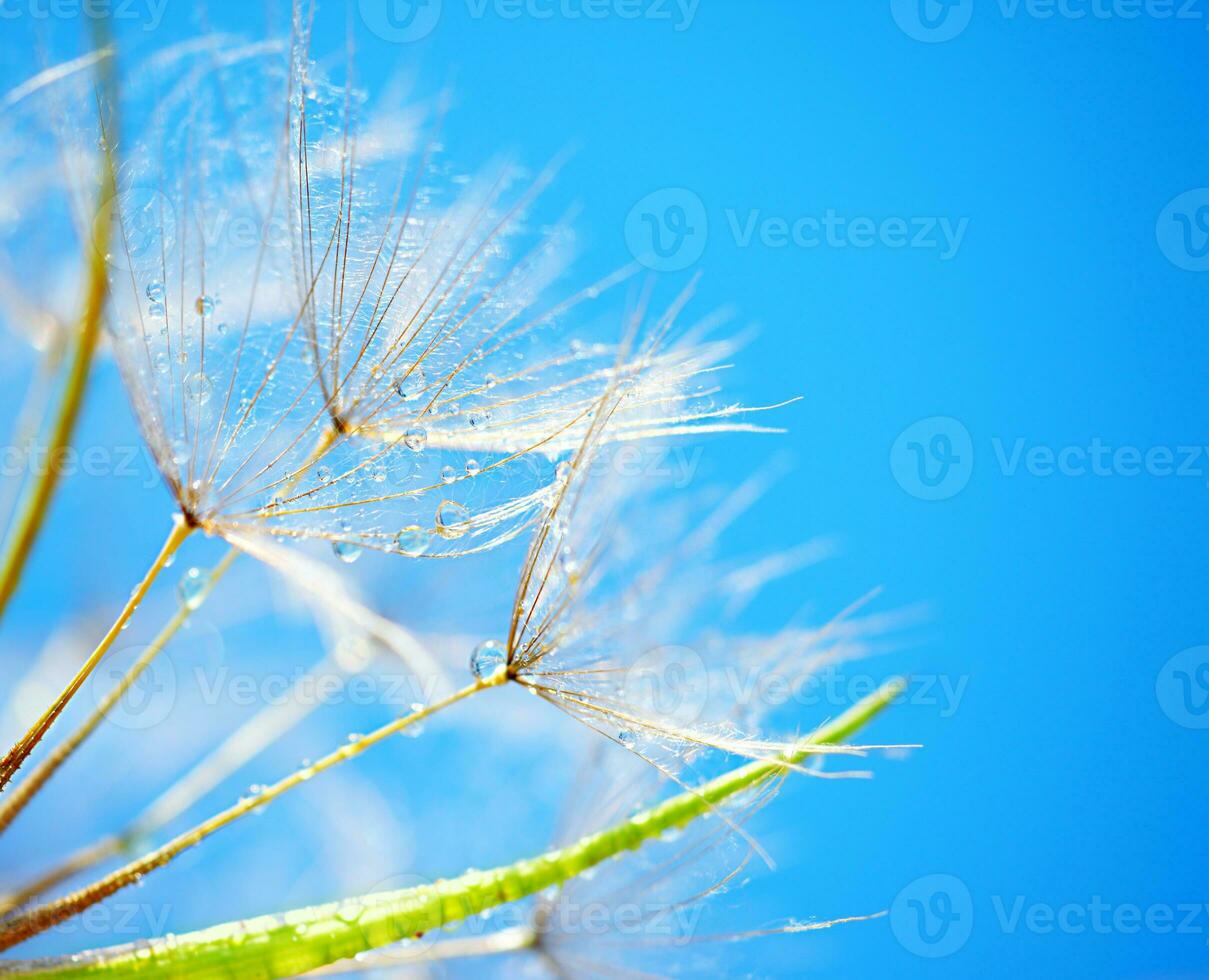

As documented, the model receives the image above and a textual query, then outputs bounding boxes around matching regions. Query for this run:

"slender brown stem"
[0,86,115,621]
[0,546,236,835]
[0,517,193,792]
[0,675,502,951]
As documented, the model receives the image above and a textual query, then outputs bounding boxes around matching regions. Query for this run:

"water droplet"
[216,321,230,337]
[440,465,456,484]
[195,295,215,316]
[316,465,333,483]
[404,427,427,452]
[403,703,426,737]
[396,526,430,557]
[434,500,470,539]
[618,729,635,746]
[178,567,209,610]
[347,733,363,743]
[332,527,362,564]
[467,410,489,429]
[555,460,572,483]
[470,640,506,680]
[394,367,426,400]
[145,281,164,302]
[185,372,212,405]
[465,459,481,477]
[149,301,166,318]
[370,463,387,483]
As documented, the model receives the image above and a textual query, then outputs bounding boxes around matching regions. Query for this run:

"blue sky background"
[1,2,1208,977]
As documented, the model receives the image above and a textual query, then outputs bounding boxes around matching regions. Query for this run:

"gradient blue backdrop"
[2,2,1208,977]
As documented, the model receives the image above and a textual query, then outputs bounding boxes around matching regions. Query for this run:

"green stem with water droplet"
[0,679,904,979]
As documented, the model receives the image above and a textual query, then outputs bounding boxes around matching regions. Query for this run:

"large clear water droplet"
[332,522,361,564]
[470,640,506,680]
[435,500,470,539]
[178,567,209,611]
[145,281,165,303]
[396,526,430,557]
[394,367,426,401]
[195,295,215,317]
[465,459,481,477]
[404,427,427,452]
[440,465,456,484]
[185,372,212,405]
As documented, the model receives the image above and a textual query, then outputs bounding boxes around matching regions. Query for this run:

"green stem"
[0,679,904,979]
[0,678,499,952]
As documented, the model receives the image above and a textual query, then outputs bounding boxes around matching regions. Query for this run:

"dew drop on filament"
[470,640,507,681]
[396,526,430,557]
[404,427,427,452]
[178,568,208,611]
[184,372,212,405]
[434,500,470,539]
[332,537,362,564]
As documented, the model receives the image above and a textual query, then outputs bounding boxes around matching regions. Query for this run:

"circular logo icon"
[359,0,442,42]
[93,186,177,275]
[1156,646,1209,729]
[890,416,973,501]
[890,0,972,43]
[890,873,973,957]
[89,646,177,731]
[622,645,710,729]
[624,188,708,272]
[1156,189,1209,272]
